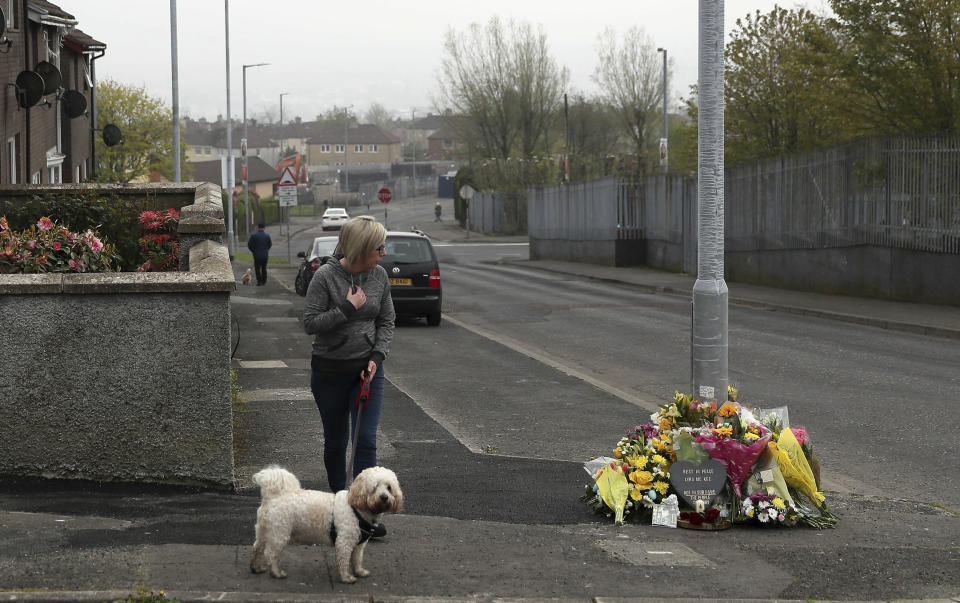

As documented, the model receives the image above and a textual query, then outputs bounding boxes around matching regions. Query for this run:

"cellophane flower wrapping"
[695,421,771,499]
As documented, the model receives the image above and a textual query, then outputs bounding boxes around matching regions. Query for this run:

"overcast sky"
[67,1,829,124]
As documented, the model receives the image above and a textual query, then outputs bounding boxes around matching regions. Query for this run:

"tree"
[437,16,568,178]
[364,102,392,128]
[315,105,356,128]
[593,26,665,180]
[563,93,619,181]
[827,0,960,134]
[95,79,190,183]
[724,7,854,164]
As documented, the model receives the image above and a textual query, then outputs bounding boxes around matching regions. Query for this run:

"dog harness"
[330,508,379,545]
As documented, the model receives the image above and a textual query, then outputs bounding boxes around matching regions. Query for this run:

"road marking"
[238,360,288,369]
[431,242,529,247]
[443,314,660,413]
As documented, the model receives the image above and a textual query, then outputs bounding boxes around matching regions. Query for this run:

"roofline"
[28,5,78,28]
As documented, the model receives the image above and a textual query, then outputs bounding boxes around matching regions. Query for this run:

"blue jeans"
[310,368,385,492]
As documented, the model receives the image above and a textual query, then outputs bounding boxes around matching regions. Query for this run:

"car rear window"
[385,238,433,263]
[312,239,338,257]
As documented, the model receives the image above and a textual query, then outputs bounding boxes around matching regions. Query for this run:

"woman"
[303,215,395,496]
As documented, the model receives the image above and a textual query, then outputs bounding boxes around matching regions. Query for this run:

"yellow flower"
[659,418,673,432]
[613,448,623,459]
[629,470,653,489]
[746,508,755,518]
[713,425,733,438]
[744,432,760,440]
[665,405,682,418]
[772,498,786,510]
[630,486,644,501]
[651,454,666,466]
[627,453,647,468]
[653,481,670,495]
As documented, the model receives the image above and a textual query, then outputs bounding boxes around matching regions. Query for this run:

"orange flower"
[629,470,653,489]
[717,403,738,418]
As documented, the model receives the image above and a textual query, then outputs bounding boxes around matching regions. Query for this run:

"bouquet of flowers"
[582,386,837,529]
[739,492,799,526]
[694,402,772,499]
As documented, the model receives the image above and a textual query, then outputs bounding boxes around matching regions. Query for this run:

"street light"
[243,62,269,237]
[223,0,235,254]
[657,47,668,174]
[279,92,289,161]
[343,104,354,196]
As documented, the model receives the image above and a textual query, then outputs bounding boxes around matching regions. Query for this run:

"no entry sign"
[377,187,392,204]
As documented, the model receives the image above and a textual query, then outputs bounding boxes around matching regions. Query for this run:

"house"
[427,125,466,161]
[307,123,402,168]
[190,155,280,201]
[183,121,279,166]
[0,1,103,184]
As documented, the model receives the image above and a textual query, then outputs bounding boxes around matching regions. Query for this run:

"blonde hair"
[338,216,386,265]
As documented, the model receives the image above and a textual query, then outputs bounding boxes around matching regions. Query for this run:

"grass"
[232,252,287,264]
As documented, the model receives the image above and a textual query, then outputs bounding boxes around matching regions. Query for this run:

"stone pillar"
[178,182,226,271]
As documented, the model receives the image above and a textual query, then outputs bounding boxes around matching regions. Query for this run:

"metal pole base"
[691,276,728,402]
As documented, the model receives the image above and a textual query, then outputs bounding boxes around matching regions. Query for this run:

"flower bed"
[582,387,837,529]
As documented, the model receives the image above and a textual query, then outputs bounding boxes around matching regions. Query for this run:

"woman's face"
[356,241,386,271]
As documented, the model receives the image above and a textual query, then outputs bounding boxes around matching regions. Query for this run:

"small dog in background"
[250,466,403,583]
[241,268,252,285]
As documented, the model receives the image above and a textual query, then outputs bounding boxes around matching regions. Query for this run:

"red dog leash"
[347,370,372,485]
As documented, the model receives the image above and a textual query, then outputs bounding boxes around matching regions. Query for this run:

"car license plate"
[390,278,412,286]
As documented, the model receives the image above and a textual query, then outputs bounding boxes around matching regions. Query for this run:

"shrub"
[136,209,180,272]
[0,216,120,273]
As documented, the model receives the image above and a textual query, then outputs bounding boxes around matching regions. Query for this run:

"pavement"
[1,209,958,602]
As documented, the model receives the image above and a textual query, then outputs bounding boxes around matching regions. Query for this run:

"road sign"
[378,187,392,204]
[278,166,297,186]
[278,166,298,207]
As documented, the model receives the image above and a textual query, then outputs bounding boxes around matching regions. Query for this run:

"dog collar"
[329,508,379,545]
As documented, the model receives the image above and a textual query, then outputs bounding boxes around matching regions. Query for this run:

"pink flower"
[37,217,54,231]
[88,237,103,253]
[52,242,62,251]
[792,428,809,446]
[26,240,36,249]
[68,259,85,271]
[139,210,158,225]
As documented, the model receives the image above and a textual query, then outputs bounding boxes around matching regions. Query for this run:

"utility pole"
[691,0,728,404]
[243,62,269,237]
[224,0,235,254]
[169,0,181,182]
[657,47,668,174]
[411,108,416,196]
[279,91,289,238]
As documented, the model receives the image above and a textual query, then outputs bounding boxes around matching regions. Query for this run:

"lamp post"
[242,62,269,237]
[223,0,235,254]
[279,91,289,239]
[657,47,668,174]
[343,104,354,196]
[170,0,181,182]
[411,108,416,195]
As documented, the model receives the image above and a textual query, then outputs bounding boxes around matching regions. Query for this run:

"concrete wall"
[726,246,960,305]
[0,183,236,487]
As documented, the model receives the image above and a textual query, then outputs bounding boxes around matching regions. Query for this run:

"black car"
[295,236,339,296]
[379,231,442,326]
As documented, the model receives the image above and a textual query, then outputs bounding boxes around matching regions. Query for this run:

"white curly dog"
[249,465,403,583]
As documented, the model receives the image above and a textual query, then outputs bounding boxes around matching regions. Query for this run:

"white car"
[321,208,349,231]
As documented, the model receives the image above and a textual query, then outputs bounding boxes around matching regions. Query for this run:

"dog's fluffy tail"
[252,466,301,499]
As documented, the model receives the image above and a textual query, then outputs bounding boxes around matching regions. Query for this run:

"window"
[7,136,17,184]
[354,144,363,153]
[205,147,212,155]
[31,171,41,184]
[46,146,64,184]
[443,139,454,149]
[5,0,18,31]
[320,144,330,153]
[368,144,378,153]
[334,144,344,153]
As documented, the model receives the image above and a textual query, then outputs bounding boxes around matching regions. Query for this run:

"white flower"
[767,508,778,518]
[758,511,769,523]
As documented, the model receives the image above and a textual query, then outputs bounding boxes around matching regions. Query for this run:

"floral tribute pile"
[0,216,119,273]
[581,386,836,529]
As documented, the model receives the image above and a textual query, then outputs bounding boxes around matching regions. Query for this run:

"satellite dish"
[102,124,122,147]
[15,71,44,108]
[34,61,61,95]
[61,90,87,118]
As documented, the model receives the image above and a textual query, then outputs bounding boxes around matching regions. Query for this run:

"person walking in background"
[247,223,272,286]
[434,201,442,222]
[302,216,395,526]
